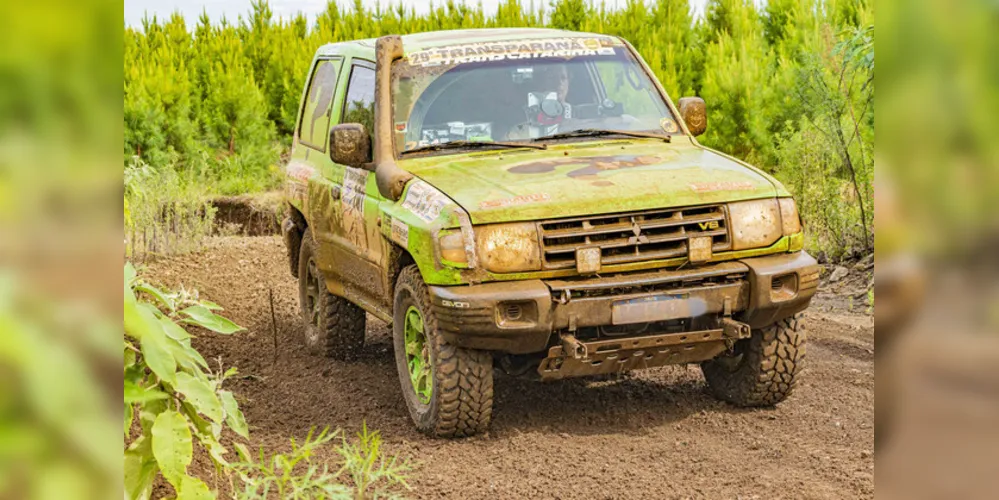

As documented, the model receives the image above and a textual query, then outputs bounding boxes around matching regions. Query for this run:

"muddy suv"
[281,29,819,437]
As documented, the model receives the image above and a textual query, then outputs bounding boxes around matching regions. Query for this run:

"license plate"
[612,294,690,325]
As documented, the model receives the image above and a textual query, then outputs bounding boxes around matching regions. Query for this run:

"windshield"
[391,36,680,156]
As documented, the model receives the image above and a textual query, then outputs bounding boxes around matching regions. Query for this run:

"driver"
[505,63,572,140]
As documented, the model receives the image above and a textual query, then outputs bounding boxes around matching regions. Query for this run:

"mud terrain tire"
[297,231,365,359]
[283,217,303,278]
[393,265,493,438]
[701,315,805,406]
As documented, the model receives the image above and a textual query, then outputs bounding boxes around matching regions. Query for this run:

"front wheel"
[392,265,493,438]
[701,315,806,407]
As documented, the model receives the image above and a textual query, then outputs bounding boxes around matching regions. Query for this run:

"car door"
[290,55,353,287]
[311,59,386,309]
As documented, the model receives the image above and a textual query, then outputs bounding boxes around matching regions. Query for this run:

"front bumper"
[429,251,819,354]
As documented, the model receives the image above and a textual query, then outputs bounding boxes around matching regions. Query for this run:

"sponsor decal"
[390,217,409,248]
[479,192,552,209]
[689,181,756,193]
[407,37,618,67]
[341,169,369,249]
[285,161,314,201]
[401,181,451,223]
[441,299,471,309]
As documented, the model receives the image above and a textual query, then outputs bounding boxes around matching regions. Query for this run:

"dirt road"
[146,236,874,499]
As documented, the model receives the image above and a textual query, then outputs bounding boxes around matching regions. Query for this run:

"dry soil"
[145,236,874,499]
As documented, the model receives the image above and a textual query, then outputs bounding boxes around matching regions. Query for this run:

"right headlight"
[728,199,782,250]
[474,222,542,273]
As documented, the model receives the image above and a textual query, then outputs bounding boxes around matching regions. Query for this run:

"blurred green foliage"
[125,0,874,257]
[0,273,118,499]
[878,0,999,257]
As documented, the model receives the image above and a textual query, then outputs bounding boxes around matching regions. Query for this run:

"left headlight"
[475,222,542,273]
[778,197,802,235]
[728,199,782,250]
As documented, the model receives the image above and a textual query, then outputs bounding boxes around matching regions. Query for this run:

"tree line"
[124,0,873,256]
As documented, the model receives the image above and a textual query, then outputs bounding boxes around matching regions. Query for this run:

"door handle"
[330,185,341,200]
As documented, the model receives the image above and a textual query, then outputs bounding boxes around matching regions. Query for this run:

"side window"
[299,59,339,151]
[342,64,376,145]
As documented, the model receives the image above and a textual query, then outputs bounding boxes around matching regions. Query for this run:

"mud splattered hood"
[400,139,784,225]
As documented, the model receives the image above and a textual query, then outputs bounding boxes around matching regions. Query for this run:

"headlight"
[438,230,469,267]
[475,222,541,273]
[728,199,782,250]
[778,197,802,235]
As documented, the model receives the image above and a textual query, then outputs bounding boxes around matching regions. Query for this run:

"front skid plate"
[538,329,728,380]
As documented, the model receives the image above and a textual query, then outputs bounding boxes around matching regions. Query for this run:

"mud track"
[146,236,874,499]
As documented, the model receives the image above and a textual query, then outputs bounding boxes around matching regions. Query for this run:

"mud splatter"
[508,154,671,180]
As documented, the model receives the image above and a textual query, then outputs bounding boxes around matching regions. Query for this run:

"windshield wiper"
[532,129,672,143]
[401,140,546,155]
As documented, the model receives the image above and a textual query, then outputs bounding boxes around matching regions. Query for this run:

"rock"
[816,251,828,264]
[861,450,872,459]
[859,253,874,268]
[829,266,850,283]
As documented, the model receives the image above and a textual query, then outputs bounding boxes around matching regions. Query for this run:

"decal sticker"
[390,217,409,248]
[341,169,369,249]
[479,192,551,209]
[689,181,756,193]
[394,121,408,133]
[660,117,679,134]
[285,161,314,202]
[441,299,471,309]
[401,181,451,223]
[417,121,493,147]
[406,37,618,67]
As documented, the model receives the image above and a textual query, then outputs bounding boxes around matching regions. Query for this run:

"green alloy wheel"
[404,305,432,403]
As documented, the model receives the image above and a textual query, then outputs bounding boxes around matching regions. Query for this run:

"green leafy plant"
[231,424,411,500]
[124,263,247,500]
[336,423,412,499]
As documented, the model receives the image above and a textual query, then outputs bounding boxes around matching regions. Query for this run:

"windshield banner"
[406,37,619,67]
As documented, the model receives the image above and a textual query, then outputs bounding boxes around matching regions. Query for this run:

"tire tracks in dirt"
[145,236,874,499]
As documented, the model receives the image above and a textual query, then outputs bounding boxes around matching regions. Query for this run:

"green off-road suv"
[281,29,819,437]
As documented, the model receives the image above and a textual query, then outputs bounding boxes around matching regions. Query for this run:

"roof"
[315,28,617,59]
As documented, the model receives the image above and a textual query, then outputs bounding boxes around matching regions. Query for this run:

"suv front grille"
[539,205,731,270]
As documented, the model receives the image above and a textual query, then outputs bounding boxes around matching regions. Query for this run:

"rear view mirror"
[329,123,372,168]
[677,97,707,136]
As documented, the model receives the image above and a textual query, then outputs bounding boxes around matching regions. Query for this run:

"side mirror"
[329,123,372,168]
[677,97,707,137]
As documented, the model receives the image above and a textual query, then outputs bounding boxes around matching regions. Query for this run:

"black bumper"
[429,251,820,354]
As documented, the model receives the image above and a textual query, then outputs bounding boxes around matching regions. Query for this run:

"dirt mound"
[210,193,282,236]
[144,237,874,499]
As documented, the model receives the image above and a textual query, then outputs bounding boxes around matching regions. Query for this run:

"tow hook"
[559,333,587,359]
[720,318,751,350]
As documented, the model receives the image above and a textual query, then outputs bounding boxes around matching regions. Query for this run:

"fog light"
[496,301,537,328]
[503,303,523,321]
[770,273,798,302]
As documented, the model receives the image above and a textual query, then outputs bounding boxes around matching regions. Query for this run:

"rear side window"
[299,59,339,151]
[342,64,376,145]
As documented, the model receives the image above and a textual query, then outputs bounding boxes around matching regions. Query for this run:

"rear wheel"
[297,231,365,359]
[392,265,493,438]
[701,315,805,406]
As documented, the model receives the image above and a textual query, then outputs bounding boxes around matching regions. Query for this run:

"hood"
[400,139,781,224]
